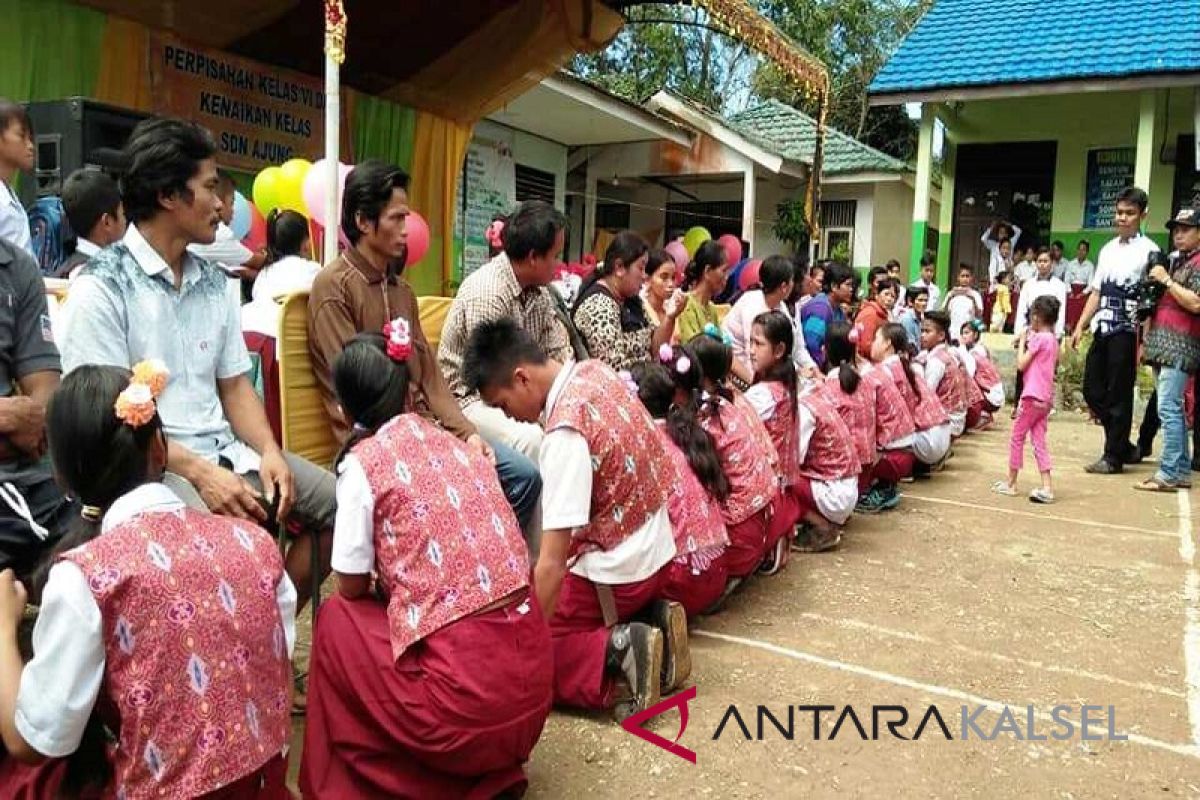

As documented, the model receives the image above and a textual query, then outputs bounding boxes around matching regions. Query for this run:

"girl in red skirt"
[0,363,294,800]
[301,331,553,799]
[872,324,953,476]
[959,320,1006,417]
[825,322,916,513]
[665,340,778,593]
[629,359,730,617]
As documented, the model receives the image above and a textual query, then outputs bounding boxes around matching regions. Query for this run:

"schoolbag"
[27,196,73,276]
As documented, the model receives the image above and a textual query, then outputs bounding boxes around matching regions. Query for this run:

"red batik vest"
[930,345,967,415]
[883,357,948,432]
[757,381,802,487]
[353,414,530,660]
[823,371,876,468]
[653,422,728,572]
[700,395,778,525]
[797,386,861,482]
[862,364,915,448]
[972,350,1003,394]
[61,510,291,800]
[546,360,672,556]
[956,349,986,409]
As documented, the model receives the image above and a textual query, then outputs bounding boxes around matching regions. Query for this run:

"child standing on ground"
[993,296,1061,504]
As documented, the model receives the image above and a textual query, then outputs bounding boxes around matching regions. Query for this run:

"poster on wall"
[1083,147,1136,229]
[149,33,340,172]
[454,138,516,284]
[1173,135,1200,213]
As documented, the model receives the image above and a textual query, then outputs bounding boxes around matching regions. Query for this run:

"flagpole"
[323,1,346,265]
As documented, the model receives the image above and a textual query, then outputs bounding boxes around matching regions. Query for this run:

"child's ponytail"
[333,328,413,469]
[880,322,920,396]
[752,311,798,404]
[825,320,861,394]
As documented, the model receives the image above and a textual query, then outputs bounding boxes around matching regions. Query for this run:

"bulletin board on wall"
[1082,147,1136,229]
[453,137,516,286]
[1173,135,1199,212]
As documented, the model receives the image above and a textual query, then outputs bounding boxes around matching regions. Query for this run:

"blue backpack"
[28,196,73,276]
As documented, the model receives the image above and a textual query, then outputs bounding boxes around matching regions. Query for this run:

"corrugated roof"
[729,100,909,175]
[870,0,1200,97]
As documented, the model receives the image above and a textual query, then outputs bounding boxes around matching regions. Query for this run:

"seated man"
[60,117,332,610]
[307,160,540,534]
[439,200,576,461]
[0,239,73,588]
[57,168,126,280]
[463,318,688,721]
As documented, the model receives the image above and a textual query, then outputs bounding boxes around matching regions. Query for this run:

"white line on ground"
[901,493,1178,538]
[796,611,1185,698]
[692,629,1200,760]
[1177,490,1200,748]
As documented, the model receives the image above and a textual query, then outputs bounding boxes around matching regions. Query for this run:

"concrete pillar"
[742,164,756,256]
[583,160,598,259]
[1134,89,1158,193]
[909,104,935,282]
[936,137,957,287]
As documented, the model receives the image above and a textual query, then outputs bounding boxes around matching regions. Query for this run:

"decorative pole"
[323,1,347,265]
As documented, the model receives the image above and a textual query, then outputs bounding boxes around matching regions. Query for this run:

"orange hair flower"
[130,359,170,397]
[114,383,157,428]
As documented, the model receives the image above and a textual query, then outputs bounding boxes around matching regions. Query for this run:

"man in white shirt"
[58,169,126,280]
[981,220,1020,285]
[1013,248,1068,338]
[462,317,687,720]
[1071,187,1160,473]
[0,100,35,256]
[941,264,983,344]
[1063,240,1096,289]
[910,253,941,310]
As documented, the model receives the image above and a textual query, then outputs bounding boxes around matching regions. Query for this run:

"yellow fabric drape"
[95,15,153,112]
[409,112,472,296]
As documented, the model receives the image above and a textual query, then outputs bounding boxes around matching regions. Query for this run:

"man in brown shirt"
[307,161,541,532]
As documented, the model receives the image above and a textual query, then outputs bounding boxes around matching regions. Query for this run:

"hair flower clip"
[130,359,170,398]
[658,343,674,364]
[616,369,639,396]
[702,322,733,346]
[382,317,412,362]
[485,219,505,249]
[113,359,169,428]
[849,324,862,344]
[675,355,691,374]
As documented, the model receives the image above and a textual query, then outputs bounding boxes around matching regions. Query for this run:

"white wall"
[871,180,916,267]
[473,119,568,210]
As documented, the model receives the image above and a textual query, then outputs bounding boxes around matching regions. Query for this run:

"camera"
[1134,251,1171,321]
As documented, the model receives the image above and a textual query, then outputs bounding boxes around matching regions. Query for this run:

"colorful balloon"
[242,203,267,252]
[404,211,430,267]
[664,240,689,272]
[252,166,285,216]
[718,233,743,265]
[278,158,312,214]
[738,258,763,292]
[230,191,252,240]
[683,226,712,258]
[302,159,352,227]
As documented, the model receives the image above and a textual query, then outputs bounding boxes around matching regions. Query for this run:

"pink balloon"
[242,204,267,252]
[718,234,743,265]
[664,240,689,271]
[738,259,763,292]
[302,159,352,227]
[405,211,431,267]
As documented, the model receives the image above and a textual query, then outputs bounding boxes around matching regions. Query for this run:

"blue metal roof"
[870,0,1200,97]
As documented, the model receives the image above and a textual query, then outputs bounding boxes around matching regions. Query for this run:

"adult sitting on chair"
[60,117,334,611]
[307,160,541,534]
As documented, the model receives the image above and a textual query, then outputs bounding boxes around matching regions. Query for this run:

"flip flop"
[1132,477,1179,492]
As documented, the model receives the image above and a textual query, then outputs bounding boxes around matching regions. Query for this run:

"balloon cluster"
[665,227,745,277]
[239,158,431,267]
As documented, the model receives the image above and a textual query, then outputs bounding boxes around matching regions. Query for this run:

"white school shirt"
[1013,260,1037,284]
[251,254,322,303]
[0,180,32,255]
[538,362,675,583]
[1063,258,1095,288]
[744,383,858,525]
[1013,275,1067,338]
[14,483,297,758]
[941,288,982,343]
[981,223,1020,284]
[920,345,965,436]
[910,278,940,310]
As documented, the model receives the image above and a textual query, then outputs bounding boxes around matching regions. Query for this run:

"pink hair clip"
[485,220,505,249]
[658,343,674,364]
[849,325,862,344]
[676,355,691,374]
[382,317,413,362]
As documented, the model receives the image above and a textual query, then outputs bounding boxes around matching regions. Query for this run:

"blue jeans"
[1155,366,1192,484]
[491,440,542,534]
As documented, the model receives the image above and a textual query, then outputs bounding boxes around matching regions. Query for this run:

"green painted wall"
[908,220,928,282]
[942,88,1193,249]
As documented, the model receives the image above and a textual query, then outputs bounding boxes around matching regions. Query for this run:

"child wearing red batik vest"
[791,380,861,551]
[959,320,1006,416]
[676,337,779,587]
[301,331,553,800]
[918,311,969,437]
[463,319,689,723]
[825,321,915,512]
[629,359,730,617]
[0,363,294,800]
[873,323,953,473]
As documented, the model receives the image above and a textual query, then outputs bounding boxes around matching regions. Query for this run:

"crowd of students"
[0,109,1065,800]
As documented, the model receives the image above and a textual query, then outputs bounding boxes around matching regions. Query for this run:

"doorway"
[952,141,1057,284]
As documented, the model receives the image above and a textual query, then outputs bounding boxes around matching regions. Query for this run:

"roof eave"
[869,71,1200,106]
[545,73,693,147]
[822,170,909,184]
[646,91,796,176]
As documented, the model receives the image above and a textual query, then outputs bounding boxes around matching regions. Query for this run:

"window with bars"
[819,200,856,228]
[515,164,557,205]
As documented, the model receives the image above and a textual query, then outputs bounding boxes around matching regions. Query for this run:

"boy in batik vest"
[918,310,968,437]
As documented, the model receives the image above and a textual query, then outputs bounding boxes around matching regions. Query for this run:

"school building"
[869,0,1200,286]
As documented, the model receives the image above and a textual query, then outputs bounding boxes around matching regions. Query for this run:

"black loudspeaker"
[17,97,149,206]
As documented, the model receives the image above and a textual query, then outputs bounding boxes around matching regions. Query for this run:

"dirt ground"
[290,410,1200,799]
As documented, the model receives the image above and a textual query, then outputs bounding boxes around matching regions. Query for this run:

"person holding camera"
[1133,205,1200,491]
[1071,187,1160,474]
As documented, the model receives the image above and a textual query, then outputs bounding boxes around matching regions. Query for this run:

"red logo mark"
[620,686,697,763]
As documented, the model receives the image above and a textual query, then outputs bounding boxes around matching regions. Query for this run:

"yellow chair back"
[714,303,731,324]
[277,291,337,470]
[417,296,454,351]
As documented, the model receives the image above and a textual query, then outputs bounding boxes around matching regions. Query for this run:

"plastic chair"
[417,296,454,351]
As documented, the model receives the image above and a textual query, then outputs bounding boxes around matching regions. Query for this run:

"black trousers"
[1082,331,1138,464]
[1138,372,1200,456]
